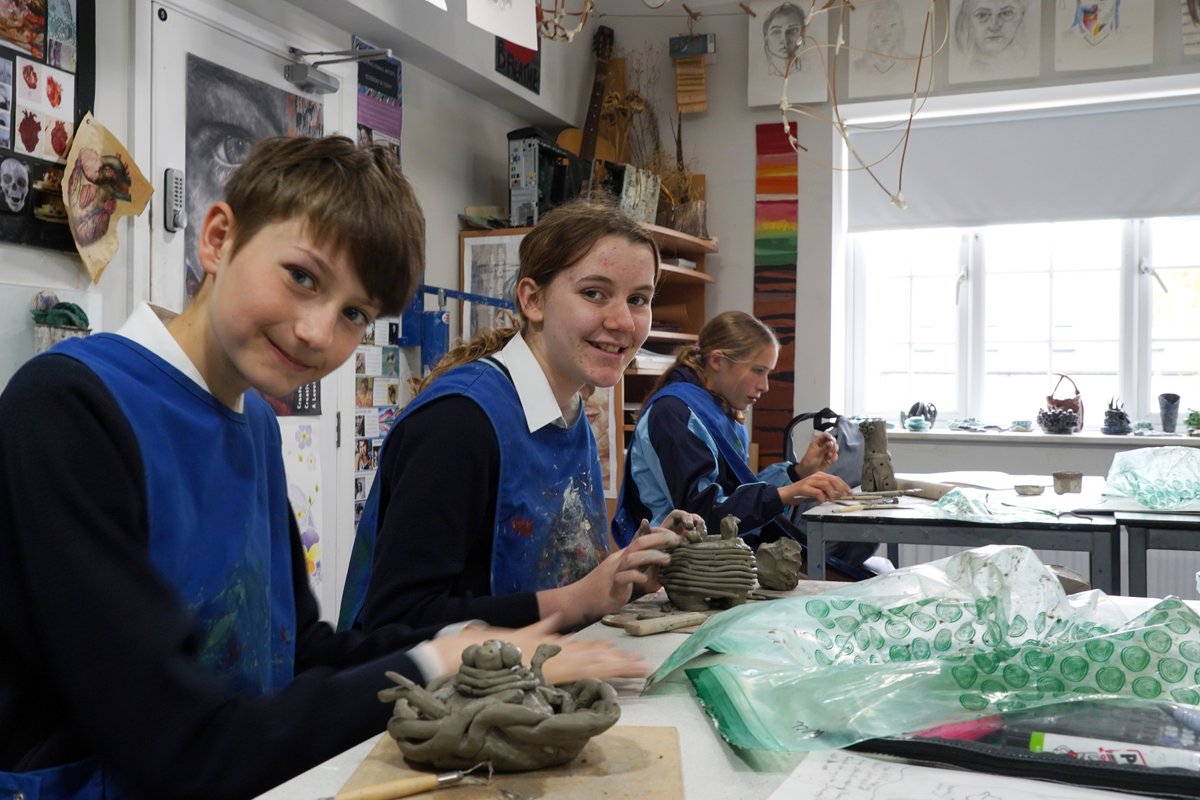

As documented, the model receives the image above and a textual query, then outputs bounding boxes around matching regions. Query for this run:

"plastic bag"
[646,545,1200,753]
[1106,446,1200,510]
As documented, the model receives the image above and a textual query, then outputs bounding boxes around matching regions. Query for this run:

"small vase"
[1160,393,1181,433]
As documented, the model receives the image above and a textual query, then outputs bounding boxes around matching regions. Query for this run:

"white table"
[256,592,1168,799]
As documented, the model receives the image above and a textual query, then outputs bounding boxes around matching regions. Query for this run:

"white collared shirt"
[493,332,580,431]
[116,303,246,414]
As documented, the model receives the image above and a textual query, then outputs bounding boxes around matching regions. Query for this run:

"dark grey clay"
[756,536,804,590]
[659,515,756,611]
[379,640,620,772]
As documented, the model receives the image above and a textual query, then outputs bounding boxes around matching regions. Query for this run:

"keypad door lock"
[164,167,186,232]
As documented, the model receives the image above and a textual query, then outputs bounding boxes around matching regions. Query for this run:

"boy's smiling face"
[186,204,380,406]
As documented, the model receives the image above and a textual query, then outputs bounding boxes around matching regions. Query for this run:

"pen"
[1027,731,1200,771]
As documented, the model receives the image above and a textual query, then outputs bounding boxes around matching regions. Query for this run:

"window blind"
[846,96,1200,232]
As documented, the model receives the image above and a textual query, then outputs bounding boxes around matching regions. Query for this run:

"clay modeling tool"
[623,611,710,636]
[326,762,490,800]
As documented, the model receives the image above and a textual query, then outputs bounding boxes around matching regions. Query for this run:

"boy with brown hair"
[0,136,645,799]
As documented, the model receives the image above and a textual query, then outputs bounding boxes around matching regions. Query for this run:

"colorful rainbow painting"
[753,122,798,464]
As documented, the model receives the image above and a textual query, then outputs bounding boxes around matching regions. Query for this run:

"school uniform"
[0,304,440,800]
[613,366,875,570]
[340,332,609,633]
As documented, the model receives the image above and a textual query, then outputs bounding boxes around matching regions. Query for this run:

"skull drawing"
[1,158,29,213]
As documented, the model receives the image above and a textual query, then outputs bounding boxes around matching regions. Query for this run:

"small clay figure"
[658,515,756,611]
[380,640,620,772]
[859,418,897,492]
[755,536,805,590]
[907,401,937,428]
[1101,397,1132,435]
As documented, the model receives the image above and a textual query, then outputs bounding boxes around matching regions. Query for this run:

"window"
[849,216,1200,427]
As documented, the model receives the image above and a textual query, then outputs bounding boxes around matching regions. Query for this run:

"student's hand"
[778,471,850,505]
[538,525,682,630]
[796,431,838,477]
[427,615,650,683]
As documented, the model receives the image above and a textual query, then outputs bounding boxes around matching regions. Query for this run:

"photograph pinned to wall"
[0,0,94,255]
[0,0,44,57]
[747,0,827,108]
[847,0,936,99]
[46,0,77,72]
[467,0,538,50]
[582,384,618,498]
[1055,0,1153,72]
[15,56,74,164]
[0,58,11,149]
[1183,0,1200,56]
[354,34,401,163]
[279,417,323,589]
[460,230,524,339]
[948,0,1041,84]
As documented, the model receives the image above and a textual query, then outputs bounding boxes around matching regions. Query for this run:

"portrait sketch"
[949,0,1041,84]
[460,231,523,340]
[1185,0,1200,56]
[746,0,827,108]
[185,55,323,298]
[1054,0,1153,72]
[848,0,934,99]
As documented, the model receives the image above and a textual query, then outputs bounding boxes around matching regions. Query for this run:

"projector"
[283,63,340,94]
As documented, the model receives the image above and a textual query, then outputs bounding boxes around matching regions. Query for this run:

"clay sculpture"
[659,515,756,611]
[1101,397,1132,435]
[755,536,804,590]
[379,640,620,772]
[1037,407,1078,435]
[860,418,897,492]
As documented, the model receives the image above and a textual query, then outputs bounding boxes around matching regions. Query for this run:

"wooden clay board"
[341,726,682,799]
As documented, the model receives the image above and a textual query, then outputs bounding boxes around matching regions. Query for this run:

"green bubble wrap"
[1106,446,1200,510]
[646,545,1200,753]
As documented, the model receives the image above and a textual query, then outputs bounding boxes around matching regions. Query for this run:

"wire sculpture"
[537,0,596,42]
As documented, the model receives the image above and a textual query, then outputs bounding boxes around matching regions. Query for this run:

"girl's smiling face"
[519,235,657,409]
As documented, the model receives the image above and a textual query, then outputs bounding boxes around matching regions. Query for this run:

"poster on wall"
[460,230,522,340]
[279,417,324,592]
[846,0,933,100]
[1055,0,1154,72]
[948,0,1041,84]
[185,53,324,415]
[746,0,826,108]
[0,0,95,254]
[582,384,617,498]
[495,37,540,93]
[353,34,401,163]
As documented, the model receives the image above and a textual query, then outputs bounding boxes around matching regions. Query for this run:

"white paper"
[419,0,447,9]
[771,749,1144,799]
[372,378,399,407]
[947,0,1041,85]
[1055,0,1154,72]
[846,0,934,99]
[355,345,382,376]
[466,0,537,51]
[746,0,827,107]
[278,418,324,588]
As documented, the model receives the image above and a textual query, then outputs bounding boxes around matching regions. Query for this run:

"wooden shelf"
[658,263,714,283]
[643,330,697,344]
[642,222,719,258]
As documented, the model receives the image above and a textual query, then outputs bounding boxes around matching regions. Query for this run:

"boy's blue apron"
[1,335,298,798]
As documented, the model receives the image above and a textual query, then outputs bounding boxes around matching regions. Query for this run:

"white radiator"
[896,541,1200,600]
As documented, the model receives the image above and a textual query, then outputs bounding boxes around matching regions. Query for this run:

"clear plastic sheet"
[646,546,1200,753]
[1105,446,1200,510]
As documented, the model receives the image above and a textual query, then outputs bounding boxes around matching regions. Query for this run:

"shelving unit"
[609,224,718,515]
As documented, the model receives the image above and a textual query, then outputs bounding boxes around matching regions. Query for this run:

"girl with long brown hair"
[341,199,696,635]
